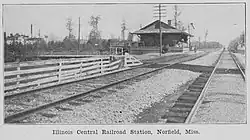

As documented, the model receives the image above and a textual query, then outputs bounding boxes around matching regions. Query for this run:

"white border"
[0,0,249,140]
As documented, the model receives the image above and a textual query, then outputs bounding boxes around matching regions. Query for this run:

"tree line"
[228,31,245,52]
[4,15,115,62]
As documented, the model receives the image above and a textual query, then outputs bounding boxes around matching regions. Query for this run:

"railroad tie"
[177,96,198,103]
[188,87,203,92]
[167,111,189,118]
[173,102,195,108]
[169,106,193,112]
[166,116,186,123]
[182,91,201,96]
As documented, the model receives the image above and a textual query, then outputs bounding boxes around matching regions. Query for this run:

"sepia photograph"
[2,2,246,125]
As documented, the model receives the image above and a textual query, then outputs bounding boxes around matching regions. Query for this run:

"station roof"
[132,20,193,37]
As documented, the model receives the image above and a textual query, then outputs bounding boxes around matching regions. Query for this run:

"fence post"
[16,65,20,90]
[58,60,62,83]
[80,61,83,76]
[100,58,104,74]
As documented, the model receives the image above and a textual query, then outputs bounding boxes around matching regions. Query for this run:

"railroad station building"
[131,20,192,54]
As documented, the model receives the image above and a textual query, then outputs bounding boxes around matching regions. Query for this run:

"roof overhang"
[132,30,193,37]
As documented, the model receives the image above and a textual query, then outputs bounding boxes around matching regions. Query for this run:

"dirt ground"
[133,79,195,124]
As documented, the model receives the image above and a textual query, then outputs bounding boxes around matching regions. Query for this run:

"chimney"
[168,20,172,26]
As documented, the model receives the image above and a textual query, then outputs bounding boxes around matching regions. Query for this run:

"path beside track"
[190,51,246,123]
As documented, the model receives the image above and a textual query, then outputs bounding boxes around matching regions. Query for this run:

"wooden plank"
[61,68,101,81]
[4,57,109,69]
[80,64,101,72]
[5,59,59,69]
[86,69,101,75]
[16,66,20,88]
[103,60,121,68]
[61,70,80,78]
[61,73,83,81]
[4,71,58,83]
[5,66,129,95]
[59,72,101,84]
[62,57,105,64]
[36,76,58,85]
[5,76,58,91]
[60,74,76,81]
[61,69,80,76]
[58,61,62,83]
[60,64,100,78]
[103,64,120,71]
[5,82,59,95]
[4,66,59,77]
[61,61,100,70]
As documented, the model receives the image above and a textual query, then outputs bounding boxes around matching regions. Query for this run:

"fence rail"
[4,56,123,95]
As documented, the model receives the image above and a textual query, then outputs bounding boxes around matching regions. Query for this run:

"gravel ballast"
[233,53,246,68]
[28,69,200,124]
[191,74,246,123]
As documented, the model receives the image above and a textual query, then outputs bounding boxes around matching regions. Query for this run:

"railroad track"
[164,48,245,123]
[4,51,208,123]
[229,51,245,80]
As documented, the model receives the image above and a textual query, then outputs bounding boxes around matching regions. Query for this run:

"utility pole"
[188,23,195,51]
[188,24,191,51]
[204,29,208,48]
[174,5,182,29]
[38,29,40,38]
[31,24,33,38]
[78,17,81,55]
[198,36,201,48]
[121,19,126,41]
[153,4,166,56]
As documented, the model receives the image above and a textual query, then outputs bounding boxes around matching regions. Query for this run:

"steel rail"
[5,63,173,123]
[229,51,245,81]
[185,48,225,123]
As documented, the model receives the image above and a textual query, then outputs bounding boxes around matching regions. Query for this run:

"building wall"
[140,34,184,47]
[140,34,157,46]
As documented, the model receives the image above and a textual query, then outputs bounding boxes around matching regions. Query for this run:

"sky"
[3,3,245,46]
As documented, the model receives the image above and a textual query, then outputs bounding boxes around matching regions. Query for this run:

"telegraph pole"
[188,24,191,51]
[159,4,162,56]
[78,17,81,55]
[121,19,126,41]
[153,4,166,56]
[38,29,40,38]
[198,36,201,48]
[31,24,33,38]
[204,29,208,48]
[174,5,182,29]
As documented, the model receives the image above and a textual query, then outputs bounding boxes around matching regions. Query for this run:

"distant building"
[26,37,42,45]
[5,33,42,45]
[131,20,193,54]
[6,34,29,45]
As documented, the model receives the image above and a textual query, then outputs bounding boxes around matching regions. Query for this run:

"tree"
[228,31,245,51]
[66,17,74,39]
[228,37,239,51]
[88,15,101,44]
[239,31,245,48]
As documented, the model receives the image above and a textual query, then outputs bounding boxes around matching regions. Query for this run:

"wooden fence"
[4,57,123,95]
